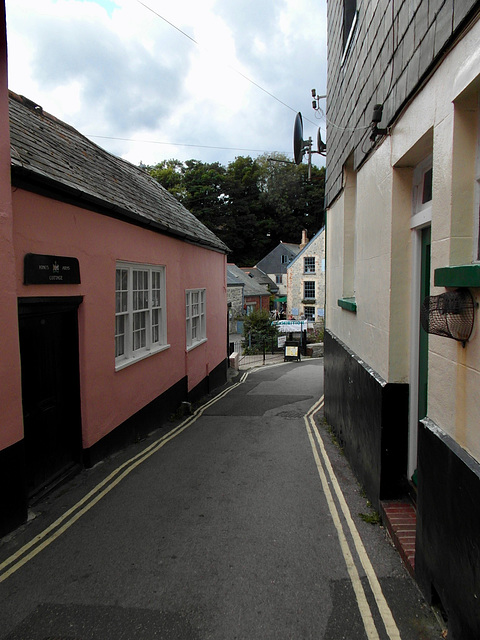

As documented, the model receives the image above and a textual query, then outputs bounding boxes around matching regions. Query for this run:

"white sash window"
[115,262,167,369]
[186,289,206,350]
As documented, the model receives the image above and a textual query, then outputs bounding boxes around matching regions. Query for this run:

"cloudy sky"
[5,0,327,168]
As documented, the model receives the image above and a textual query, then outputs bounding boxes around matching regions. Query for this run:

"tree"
[242,309,278,339]
[146,159,187,202]
[242,309,279,354]
[146,154,325,266]
[257,153,325,247]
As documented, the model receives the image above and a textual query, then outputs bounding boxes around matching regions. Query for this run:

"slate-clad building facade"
[0,5,228,537]
[324,2,480,638]
[256,241,301,298]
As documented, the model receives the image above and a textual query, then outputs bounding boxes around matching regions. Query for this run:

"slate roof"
[227,264,270,298]
[240,266,278,294]
[8,92,228,253]
[256,242,301,274]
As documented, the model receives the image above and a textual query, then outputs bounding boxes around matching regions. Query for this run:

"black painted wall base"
[188,358,228,404]
[1,362,227,538]
[0,440,28,537]
[416,418,480,640]
[324,330,409,509]
[83,376,189,468]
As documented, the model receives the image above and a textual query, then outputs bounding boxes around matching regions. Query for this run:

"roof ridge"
[8,91,228,253]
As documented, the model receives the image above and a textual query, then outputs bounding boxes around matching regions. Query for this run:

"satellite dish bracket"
[293,112,326,180]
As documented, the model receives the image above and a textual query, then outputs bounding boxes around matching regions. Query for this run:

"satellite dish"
[293,112,304,165]
[317,127,326,154]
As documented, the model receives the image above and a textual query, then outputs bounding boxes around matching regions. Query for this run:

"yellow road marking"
[0,378,246,583]
[305,397,402,640]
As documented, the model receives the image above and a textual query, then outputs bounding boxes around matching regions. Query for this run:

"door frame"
[408,157,432,481]
[18,296,83,497]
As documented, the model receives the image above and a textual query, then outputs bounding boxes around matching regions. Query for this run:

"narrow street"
[0,360,442,640]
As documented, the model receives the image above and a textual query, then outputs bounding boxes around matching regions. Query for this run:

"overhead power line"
[86,134,290,155]
[134,0,317,126]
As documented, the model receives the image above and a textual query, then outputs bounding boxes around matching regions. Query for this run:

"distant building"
[227,264,271,334]
[255,240,303,298]
[240,266,278,297]
[286,228,325,322]
[324,2,480,637]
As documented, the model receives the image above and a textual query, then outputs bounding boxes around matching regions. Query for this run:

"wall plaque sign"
[24,253,81,285]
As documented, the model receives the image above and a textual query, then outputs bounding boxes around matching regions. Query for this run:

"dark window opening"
[304,281,315,299]
[343,0,357,50]
[422,168,433,204]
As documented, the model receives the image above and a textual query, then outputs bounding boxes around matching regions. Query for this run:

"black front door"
[18,298,82,498]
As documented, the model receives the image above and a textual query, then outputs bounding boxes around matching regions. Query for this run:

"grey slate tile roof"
[227,264,270,298]
[240,266,278,294]
[8,92,228,253]
[256,242,301,274]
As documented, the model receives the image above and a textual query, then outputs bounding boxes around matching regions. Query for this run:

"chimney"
[300,229,308,248]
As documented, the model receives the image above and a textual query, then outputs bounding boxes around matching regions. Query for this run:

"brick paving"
[381,500,417,578]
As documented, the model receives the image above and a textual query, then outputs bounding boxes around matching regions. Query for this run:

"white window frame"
[304,280,315,300]
[408,156,433,479]
[115,262,168,370]
[304,256,316,274]
[186,288,206,350]
[411,155,433,229]
[304,305,315,321]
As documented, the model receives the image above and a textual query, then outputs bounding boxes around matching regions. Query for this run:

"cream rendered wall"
[391,20,480,462]
[328,21,480,406]
[327,142,396,383]
[326,196,347,338]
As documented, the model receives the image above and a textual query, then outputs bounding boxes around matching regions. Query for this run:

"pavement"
[0,359,443,640]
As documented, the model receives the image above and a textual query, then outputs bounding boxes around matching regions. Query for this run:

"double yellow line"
[1,370,402,640]
[0,373,249,584]
[305,397,402,640]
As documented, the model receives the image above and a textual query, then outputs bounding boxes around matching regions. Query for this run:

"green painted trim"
[337,297,357,312]
[434,264,480,288]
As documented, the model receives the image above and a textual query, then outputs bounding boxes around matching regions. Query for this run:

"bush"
[307,326,324,343]
[242,309,279,339]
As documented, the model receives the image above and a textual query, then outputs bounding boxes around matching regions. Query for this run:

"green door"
[418,226,431,421]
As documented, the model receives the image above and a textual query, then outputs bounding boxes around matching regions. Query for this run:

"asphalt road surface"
[0,359,443,640]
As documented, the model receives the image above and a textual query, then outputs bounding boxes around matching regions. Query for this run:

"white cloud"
[6,0,327,167]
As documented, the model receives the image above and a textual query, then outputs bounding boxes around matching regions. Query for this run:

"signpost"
[273,320,312,333]
[284,340,301,362]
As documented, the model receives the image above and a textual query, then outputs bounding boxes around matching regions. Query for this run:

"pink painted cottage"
[0,2,228,536]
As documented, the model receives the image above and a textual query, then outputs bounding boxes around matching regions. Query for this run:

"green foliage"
[146,159,187,202]
[359,510,381,525]
[145,154,325,266]
[307,326,325,343]
[242,309,279,339]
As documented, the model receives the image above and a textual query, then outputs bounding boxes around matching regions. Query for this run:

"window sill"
[186,337,207,352]
[434,264,480,288]
[115,343,170,371]
[338,297,357,312]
